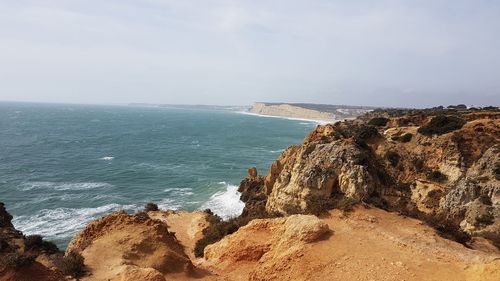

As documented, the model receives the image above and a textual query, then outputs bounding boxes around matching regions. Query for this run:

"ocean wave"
[201,182,245,220]
[164,187,194,196]
[12,203,137,242]
[20,181,113,191]
[157,198,183,211]
[269,149,285,153]
[99,156,114,160]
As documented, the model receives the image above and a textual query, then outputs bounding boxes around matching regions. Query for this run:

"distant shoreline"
[249,102,374,122]
[237,110,336,125]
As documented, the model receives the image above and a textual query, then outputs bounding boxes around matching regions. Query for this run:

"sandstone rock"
[441,145,499,243]
[112,265,166,281]
[265,141,376,214]
[248,167,258,178]
[204,215,330,267]
[66,211,193,280]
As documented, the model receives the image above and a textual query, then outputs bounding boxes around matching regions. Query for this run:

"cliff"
[250,102,373,121]
[254,108,500,247]
[1,106,499,281]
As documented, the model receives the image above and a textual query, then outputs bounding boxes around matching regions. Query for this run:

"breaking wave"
[201,182,245,220]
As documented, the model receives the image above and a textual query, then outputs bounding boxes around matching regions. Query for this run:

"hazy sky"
[0,0,499,107]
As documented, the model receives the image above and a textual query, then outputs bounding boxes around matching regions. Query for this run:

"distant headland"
[249,102,377,121]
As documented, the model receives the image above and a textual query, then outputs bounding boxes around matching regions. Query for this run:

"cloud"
[0,0,498,107]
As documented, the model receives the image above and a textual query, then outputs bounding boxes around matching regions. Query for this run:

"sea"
[0,102,318,249]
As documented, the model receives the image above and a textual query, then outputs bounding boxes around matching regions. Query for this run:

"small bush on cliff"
[417,115,466,136]
[24,235,59,254]
[3,253,35,269]
[0,237,9,253]
[306,195,359,215]
[194,214,250,257]
[427,170,448,182]
[144,202,159,212]
[391,133,413,143]
[368,117,389,127]
[58,251,85,277]
[494,163,500,180]
[354,125,379,147]
[385,151,400,167]
[194,210,278,257]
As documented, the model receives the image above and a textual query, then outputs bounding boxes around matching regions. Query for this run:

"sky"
[0,0,499,107]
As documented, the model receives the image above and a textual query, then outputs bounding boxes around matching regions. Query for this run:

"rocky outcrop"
[238,168,267,217]
[441,145,500,244]
[66,211,194,281]
[204,207,500,281]
[264,141,378,214]
[204,215,329,268]
[243,108,500,245]
[0,203,65,281]
[111,265,166,281]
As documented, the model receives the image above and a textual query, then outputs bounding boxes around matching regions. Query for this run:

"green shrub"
[414,158,424,172]
[385,151,400,167]
[417,116,466,136]
[144,202,159,212]
[494,163,500,180]
[368,117,389,127]
[306,195,359,216]
[353,152,369,166]
[427,170,448,182]
[392,133,413,143]
[3,253,35,269]
[194,210,279,257]
[58,251,85,277]
[24,235,59,254]
[354,125,378,147]
[194,215,250,258]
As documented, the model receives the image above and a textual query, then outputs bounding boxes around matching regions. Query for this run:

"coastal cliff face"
[251,102,338,120]
[256,109,500,245]
[1,107,499,281]
[250,102,372,121]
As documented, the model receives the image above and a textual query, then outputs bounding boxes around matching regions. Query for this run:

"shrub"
[354,125,378,147]
[427,170,448,182]
[368,117,389,127]
[144,202,159,212]
[3,253,35,269]
[392,133,412,143]
[24,235,59,254]
[417,116,466,136]
[494,163,500,180]
[353,152,369,166]
[194,210,278,257]
[306,195,360,216]
[0,237,8,253]
[58,251,85,277]
[385,151,400,167]
[414,158,424,172]
[194,215,250,258]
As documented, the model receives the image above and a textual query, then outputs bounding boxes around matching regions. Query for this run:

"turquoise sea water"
[0,102,316,248]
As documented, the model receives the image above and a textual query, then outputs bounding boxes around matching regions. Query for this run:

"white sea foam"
[99,156,114,160]
[201,182,245,220]
[12,204,137,241]
[236,111,334,125]
[20,181,113,191]
[157,198,183,211]
[269,149,285,153]
[164,187,194,196]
